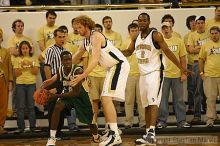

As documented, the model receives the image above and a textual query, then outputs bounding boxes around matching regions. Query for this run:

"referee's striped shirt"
[44,44,65,75]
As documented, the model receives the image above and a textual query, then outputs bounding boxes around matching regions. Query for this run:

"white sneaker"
[46,137,56,146]
[100,128,122,142]
[135,132,156,146]
[99,130,122,146]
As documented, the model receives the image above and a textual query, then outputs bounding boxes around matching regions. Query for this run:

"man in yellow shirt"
[8,19,34,63]
[184,15,196,113]
[37,10,58,81]
[206,6,220,31]
[161,14,182,38]
[187,16,210,123]
[120,23,145,129]
[199,26,220,127]
[157,22,191,129]
[102,16,122,49]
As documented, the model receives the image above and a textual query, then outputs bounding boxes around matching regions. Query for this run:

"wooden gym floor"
[0,133,219,146]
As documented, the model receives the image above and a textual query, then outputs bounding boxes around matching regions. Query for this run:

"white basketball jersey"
[135,30,161,75]
[84,31,127,69]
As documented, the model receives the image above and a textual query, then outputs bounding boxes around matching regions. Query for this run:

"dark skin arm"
[121,39,136,57]
[154,31,188,74]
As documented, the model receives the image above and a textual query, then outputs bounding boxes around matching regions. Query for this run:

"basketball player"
[42,51,98,146]
[71,15,130,146]
[121,13,189,145]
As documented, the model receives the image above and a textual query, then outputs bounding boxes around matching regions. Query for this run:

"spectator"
[199,26,220,127]
[161,14,182,38]
[0,28,13,134]
[157,22,191,129]
[37,10,58,82]
[13,41,39,133]
[187,16,210,123]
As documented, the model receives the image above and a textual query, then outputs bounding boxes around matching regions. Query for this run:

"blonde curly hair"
[73,15,95,30]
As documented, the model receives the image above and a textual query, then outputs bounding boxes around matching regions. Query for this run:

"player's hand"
[70,74,84,87]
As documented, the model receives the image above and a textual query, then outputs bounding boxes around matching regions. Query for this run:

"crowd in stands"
[0,0,219,8]
[0,6,220,140]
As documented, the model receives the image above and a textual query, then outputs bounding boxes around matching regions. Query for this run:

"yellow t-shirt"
[13,56,39,84]
[120,36,139,76]
[68,33,84,48]
[103,31,122,49]
[163,36,187,78]
[172,31,181,38]
[187,30,210,61]
[206,19,220,31]
[199,40,220,77]
[184,31,194,65]
[7,35,33,64]
[37,24,58,48]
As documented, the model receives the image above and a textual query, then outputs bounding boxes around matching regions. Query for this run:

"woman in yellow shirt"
[13,41,39,133]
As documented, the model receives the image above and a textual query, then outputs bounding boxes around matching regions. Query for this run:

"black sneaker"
[69,126,80,132]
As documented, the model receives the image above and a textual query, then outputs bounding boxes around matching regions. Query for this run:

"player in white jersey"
[121,13,190,145]
[71,15,130,146]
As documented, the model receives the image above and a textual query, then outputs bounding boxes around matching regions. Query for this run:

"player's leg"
[46,100,65,146]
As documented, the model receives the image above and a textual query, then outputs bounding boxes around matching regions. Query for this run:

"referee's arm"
[44,48,53,79]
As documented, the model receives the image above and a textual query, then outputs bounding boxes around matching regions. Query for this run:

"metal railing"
[0,2,219,11]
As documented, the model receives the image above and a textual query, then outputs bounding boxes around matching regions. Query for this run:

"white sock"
[149,126,155,135]
[50,130,57,138]
[109,123,119,135]
[146,128,150,134]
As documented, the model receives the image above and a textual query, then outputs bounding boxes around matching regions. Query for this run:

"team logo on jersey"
[209,47,220,55]
[47,32,54,40]
[136,44,151,64]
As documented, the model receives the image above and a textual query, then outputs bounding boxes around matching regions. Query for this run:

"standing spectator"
[13,41,39,133]
[199,26,220,127]
[102,15,123,114]
[206,6,220,30]
[187,16,210,123]
[8,19,34,63]
[184,15,196,113]
[121,23,145,129]
[161,14,182,38]
[0,28,13,134]
[157,22,191,129]
[37,10,58,81]
[102,16,122,49]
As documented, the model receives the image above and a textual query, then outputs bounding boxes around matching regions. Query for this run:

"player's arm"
[154,32,186,73]
[72,44,86,65]
[50,67,83,99]
[42,74,58,89]
[80,32,101,78]
[121,40,135,57]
